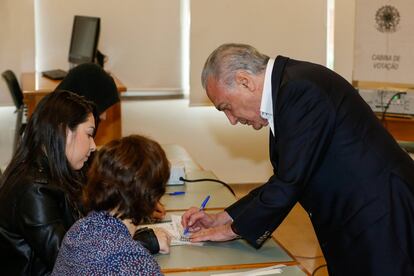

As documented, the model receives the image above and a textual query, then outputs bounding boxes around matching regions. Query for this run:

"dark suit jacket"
[226,56,414,275]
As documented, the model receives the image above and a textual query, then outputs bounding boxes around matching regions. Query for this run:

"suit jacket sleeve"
[16,184,69,271]
[227,80,335,248]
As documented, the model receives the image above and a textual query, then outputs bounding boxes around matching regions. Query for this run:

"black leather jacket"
[0,160,160,276]
[0,160,78,276]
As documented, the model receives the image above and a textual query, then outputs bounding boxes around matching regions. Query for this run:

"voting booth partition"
[353,0,414,142]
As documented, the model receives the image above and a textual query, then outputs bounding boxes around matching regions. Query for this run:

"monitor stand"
[69,62,77,70]
[68,50,106,70]
[95,50,105,68]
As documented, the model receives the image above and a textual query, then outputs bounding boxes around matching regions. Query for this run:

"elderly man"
[182,43,414,275]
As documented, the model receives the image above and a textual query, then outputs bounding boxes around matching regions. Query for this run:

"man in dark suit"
[182,43,414,275]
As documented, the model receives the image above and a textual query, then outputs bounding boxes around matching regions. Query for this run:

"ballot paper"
[210,264,286,276]
[140,215,203,246]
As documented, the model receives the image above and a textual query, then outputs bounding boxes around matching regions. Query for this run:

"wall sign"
[353,0,414,85]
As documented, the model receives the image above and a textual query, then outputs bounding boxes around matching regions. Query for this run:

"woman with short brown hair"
[53,135,171,275]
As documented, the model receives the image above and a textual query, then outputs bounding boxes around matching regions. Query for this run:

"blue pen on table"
[167,191,186,196]
[183,195,210,236]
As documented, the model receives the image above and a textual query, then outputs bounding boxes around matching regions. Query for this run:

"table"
[166,265,308,275]
[378,115,414,141]
[157,145,301,274]
[156,211,297,274]
[162,144,203,172]
[158,238,297,274]
[20,72,126,145]
[161,145,237,210]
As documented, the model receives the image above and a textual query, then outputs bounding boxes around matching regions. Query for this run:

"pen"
[183,195,210,236]
[167,191,186,196]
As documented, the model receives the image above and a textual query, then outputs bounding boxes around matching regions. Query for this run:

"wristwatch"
[133,227,160,254]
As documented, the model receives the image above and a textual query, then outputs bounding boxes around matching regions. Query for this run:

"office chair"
[57,63,119,115]
[1,70,26,153]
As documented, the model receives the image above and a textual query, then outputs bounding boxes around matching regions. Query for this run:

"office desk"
[20,72,126,145]
[378,115,414,141]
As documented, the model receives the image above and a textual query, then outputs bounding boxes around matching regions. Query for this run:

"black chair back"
[2,70,24,109]
[2,70,25,153]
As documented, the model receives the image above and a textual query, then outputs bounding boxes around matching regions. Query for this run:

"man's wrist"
[230,222,242,239]
[214,211,233,227]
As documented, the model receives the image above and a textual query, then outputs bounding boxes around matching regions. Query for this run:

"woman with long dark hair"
[0,90,98,275]
[57,63,166,221]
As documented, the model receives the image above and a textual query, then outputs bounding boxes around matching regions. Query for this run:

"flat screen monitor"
[68,15,100,65]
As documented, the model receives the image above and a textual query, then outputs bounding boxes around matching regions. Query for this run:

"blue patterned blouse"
[52,211,162,275]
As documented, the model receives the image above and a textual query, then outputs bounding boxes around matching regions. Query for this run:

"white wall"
[0,1,359,184]
[122,98,273,184]
[0,0,35,106]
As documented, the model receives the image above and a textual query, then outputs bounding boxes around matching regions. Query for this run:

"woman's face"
[65,113,97,170]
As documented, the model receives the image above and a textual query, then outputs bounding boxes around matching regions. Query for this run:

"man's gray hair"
[201,43,269,90]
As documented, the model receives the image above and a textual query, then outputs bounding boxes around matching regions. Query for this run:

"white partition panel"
[353,0,414,84]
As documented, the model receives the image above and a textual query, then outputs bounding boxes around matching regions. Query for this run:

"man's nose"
[224,110,238,125]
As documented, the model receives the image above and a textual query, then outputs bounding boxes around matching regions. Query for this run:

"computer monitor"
[68,15,100,66]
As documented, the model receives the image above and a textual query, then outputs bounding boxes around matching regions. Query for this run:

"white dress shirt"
[260,58,275,136]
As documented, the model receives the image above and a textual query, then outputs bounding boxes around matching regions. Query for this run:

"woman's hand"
[153,227,171,254]
[151,201,166,221]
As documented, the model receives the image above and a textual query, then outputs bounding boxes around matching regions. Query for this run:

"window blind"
[189,0,327,106]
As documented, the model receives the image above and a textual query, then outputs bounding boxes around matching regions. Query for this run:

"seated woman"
[52,135,171,275]
[0,90,98,275]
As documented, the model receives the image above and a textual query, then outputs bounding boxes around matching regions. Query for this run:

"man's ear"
[235,70,255,92]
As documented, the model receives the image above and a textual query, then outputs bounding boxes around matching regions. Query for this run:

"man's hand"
[181,208,234,234]
[189,223,239,242]
[181,207,217,232]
